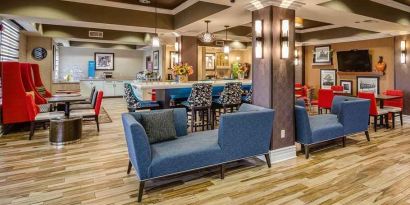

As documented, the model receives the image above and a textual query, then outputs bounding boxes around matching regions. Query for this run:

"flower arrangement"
[172,63,194,76]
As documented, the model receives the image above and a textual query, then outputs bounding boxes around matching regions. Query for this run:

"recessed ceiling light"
[139,0,151,4]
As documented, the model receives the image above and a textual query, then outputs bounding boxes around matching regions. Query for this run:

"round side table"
[49,117,82,145]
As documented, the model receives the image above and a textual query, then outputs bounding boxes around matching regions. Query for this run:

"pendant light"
[198,20,215,43]
[223,25,230,54]
[152,0,160,47]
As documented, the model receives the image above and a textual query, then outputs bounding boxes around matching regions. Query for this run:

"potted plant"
[172,63,194,83]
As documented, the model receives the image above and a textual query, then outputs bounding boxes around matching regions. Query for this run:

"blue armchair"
[122,104,275,202]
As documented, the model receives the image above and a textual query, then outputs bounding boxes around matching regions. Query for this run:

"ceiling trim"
[296,25,343,33]
[300,33,392,46]
[370,0,410,13]
[245,0,305,11]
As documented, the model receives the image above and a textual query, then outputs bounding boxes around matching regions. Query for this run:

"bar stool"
[124,83,160,112]
[181,83,213,132]
[242,87,252,104]
[212,82,243,125]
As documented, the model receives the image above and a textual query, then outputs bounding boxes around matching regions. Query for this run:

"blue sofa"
[295,96,370,159]
[122,104,275,202]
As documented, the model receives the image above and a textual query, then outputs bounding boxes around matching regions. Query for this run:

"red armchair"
[331,86,343,92]
[383,90,404,128]
[1,62,38,125]
[20,63,47,104]
[318,89,334,114]
[31,63,52,98]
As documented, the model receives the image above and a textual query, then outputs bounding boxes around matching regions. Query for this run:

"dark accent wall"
[394,35,410,114]
[252,6,295,150]
[174,2,230,29]
[180,36,198,81]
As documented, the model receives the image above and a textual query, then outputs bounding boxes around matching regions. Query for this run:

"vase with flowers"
[172,63,194,83]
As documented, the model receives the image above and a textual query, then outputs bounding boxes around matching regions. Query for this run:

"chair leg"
[400,111,403,126]
[365,131,370,141]
[342,136,346,147]
[374,116,377,132]
[264,153,271,168]
[190,110,194,133]
[305,145,310,159]
[385,114,389,129]
[29,122,36,140]
[127,160,132,175]
[220,164,225,179]
[95,116,100,132]
[137,181,145,202]
[392,113,396,129]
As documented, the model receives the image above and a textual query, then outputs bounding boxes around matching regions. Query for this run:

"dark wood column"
[179,36,198,81]
[252,6,295,150]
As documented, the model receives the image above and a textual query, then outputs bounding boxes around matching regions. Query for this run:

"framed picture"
[216,52,229,68]
[340,80,353,95]
[205,53,215,70]
[169,51,179,68]
[313,45,332,64]
[320,69,337,89]
[153,50,159,71]
[95,53,114,70]
[215,40,224,46]
[146,56,152,71]
[357,76,379,94]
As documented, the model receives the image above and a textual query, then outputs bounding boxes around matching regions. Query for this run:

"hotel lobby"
[0,0,410,204]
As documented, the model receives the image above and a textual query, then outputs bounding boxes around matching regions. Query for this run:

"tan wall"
[26,36,53,90]
[305,37,395,96]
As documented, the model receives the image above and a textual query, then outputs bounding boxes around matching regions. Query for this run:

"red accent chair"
[383,90,404,128]
[318,89,334,114]
[71,91,104,131]
[331,85,343,92]
[31,63,52,98]
[1,62,38,125]
[358,92,390,132]
[20,63,47,104]
[295,83,303,96]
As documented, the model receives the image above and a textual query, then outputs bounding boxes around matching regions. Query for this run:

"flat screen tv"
[337,50,372,72]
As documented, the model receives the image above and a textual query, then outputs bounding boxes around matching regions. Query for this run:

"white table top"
[132,80,252,90]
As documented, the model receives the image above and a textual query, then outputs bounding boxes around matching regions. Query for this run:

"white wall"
[59,47,145,80]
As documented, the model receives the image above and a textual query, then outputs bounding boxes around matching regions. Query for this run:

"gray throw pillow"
[140,110,177,144]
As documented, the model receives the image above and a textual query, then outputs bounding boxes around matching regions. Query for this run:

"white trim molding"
[246,0,305,11]
[259,145,297,164]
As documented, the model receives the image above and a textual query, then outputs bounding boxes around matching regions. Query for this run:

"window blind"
[0,19,20,61]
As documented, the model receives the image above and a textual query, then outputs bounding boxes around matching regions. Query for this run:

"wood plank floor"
[1,98,410,205]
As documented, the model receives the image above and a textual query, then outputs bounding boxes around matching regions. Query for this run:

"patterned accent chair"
[181,83,213,132]
[124,83,160,112]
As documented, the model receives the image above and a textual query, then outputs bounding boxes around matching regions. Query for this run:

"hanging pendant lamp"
[152,0,160,47]
[198,20,215,43]
[223,25,230,54]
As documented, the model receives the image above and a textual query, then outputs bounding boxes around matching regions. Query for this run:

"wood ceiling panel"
[106,0,187,9]
[393,0,410,7]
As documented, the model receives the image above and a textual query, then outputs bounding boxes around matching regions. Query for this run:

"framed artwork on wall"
[95,53,114,70]
[313,45,332,65]
[169,51,179,68]
[216,52,229,68]
[205,53,215,70]
[153,50,159,71]
[357,76,379,94]
[340,80,353,95]
[320,69,337,89]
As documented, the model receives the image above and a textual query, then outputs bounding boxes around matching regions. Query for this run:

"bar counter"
[131,80,252,108]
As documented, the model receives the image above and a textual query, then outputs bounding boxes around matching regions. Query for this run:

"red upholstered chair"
[1,62,38,125]
[31,63,52,98]
[358,92,390,132]
[20,63,47,105]
[318,89,334,114]
[295,83,303,96]
[383,90,404,128]
[71,91,104,132]
[331,85,343,92]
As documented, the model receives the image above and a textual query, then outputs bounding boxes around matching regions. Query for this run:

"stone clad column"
[251,5,296,151]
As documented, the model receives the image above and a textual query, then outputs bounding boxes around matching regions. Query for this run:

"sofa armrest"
[295,106,312,144]
[218,108,274,160]
[338,99,370,134]
[121,113,152,180]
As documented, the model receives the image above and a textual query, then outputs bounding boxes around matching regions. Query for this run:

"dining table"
[47,96,88,118]
[374,94,402,108]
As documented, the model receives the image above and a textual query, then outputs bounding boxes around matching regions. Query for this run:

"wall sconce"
[254,20,263,59]
[401,40,406,64]
[281,19,289,59]
[174,40,179,51]
[294,49,299,65]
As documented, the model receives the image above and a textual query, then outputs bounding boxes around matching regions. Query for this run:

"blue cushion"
[309,114,344,143]
[138,100,160,108]
[149,130,223,178]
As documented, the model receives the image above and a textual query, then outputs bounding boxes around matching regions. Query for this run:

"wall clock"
[32,47,48,60]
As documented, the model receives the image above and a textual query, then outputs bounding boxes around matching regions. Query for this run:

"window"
[0,19,20,61]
